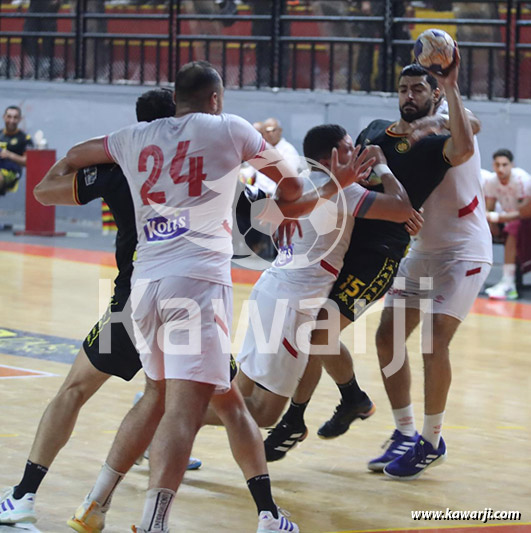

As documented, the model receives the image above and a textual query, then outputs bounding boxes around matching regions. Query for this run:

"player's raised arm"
[436,48,475,166]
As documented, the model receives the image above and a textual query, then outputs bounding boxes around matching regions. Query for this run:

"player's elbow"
[451,142,475,166]
[389,197,414,223]
[277,176,304,202]
[33,182,52,205]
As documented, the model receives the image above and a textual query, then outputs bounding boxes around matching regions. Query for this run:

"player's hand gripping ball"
[414,29,457,76]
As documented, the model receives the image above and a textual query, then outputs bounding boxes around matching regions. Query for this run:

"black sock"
[13,460,49,499]
[282,399,309,426]
[337,376,366,404]
[247,474,278,518]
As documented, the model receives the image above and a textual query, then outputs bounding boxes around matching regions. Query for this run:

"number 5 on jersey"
[140,141,207,205]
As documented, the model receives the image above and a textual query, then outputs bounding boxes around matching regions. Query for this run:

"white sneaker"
[257,509,299,533]
[67,496,107,533]
[0,487,37,524]
[485,281,518,300]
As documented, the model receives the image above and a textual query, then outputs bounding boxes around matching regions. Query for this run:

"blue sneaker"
[383,435,447,480]
[368,429,418,472]
[187,456,202,470]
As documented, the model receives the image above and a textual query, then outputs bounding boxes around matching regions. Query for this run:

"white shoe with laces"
[257,508,299,532]
[0,487,37,524]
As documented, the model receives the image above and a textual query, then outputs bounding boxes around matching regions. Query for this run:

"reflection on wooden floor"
[0,247,530,533]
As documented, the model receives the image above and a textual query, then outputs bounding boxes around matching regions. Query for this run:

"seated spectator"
[483,148,531,300]
[262,117,306,173]
[0,106,33,196]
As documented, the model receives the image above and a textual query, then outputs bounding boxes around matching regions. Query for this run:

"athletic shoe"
[317,393,376,439]
[0,487,37,524]
[187,456,202,470]
[264,417,308,462]
[368,429,419,472]
[383,435,447,480]
[486,281,518,300]
[67,497,107,533]
[257,509,299,533]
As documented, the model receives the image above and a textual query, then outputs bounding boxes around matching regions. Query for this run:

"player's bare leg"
[422,313,460,416]
[66,376,166,533]
[29,348,110,468]
[0,348,110,525]
[374,307,420,410]
[202,371,289,428]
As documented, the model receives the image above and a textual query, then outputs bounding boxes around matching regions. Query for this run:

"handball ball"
[414,29,457,75]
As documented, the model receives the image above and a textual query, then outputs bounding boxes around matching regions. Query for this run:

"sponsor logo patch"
[143,211,190,241]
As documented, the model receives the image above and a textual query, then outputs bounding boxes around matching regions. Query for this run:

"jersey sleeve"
[104,124,137,168]
[75,164,122,205]
[343,184,377,218]
[419,134,453,173]
[227,114,266,161]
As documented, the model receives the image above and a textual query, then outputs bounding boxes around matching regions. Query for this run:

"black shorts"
[83,289,141,382]
[330,249,400,322]
[84,288,239,383]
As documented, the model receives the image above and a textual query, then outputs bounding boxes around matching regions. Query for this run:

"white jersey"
[254,171,374,315]
[410,112,492,262]
[483,167,531,212]
[105,113,265,286]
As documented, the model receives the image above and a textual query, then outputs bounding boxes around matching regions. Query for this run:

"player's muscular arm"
[272,145,375,218]
[34,157,78,205]
[436,49,475,166]
[248,145,303,202]
[359,145,414,223]
[409,109,480,144]
[65,137,114,171]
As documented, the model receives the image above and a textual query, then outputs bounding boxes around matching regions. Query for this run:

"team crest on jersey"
[144,211,190,242]
[10,138,17,145]
[395,138,410,153]
[83,166,98,186]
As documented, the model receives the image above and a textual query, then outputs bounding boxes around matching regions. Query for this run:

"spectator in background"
[22,0,61,75]
[0,106,33,196]
[483,148,531,300]
[263,117,306,173]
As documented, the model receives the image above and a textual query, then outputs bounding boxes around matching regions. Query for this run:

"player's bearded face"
[399,97,433,123]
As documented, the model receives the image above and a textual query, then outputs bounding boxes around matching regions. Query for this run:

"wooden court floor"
[0,243,530,533]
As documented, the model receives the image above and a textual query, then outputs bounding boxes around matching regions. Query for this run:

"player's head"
[397,64,439,123]
[492,148,514,182]
[174,61,223,115]
[303,124,352,171]
[263,118,282,146]
[135,88,176,122]
[3,105,22,133]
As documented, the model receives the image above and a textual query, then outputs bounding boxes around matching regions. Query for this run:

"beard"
[399,100,433,123]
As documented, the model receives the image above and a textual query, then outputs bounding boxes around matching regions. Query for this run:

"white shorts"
[131,276,232,393]
[384,254,491,321]
[237,288,315,398]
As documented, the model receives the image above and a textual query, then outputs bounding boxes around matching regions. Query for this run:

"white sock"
[502,264,516,286]
[88,463,125,509]
[140,488,175,532]
[392,405,416,437]
[422,412,445,449]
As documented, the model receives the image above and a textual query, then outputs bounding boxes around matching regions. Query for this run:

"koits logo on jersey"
[144,211,190,242]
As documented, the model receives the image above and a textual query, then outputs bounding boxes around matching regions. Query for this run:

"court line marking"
[0,363,57,379]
